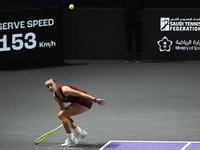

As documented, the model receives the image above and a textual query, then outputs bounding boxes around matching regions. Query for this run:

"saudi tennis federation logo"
[157,36,173,52]
[160,18,170,31]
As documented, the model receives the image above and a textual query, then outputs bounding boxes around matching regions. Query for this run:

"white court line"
[99,141,112,150]
[181,142,191,150]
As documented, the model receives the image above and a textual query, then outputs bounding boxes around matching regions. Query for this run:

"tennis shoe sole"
[61,138,78,147]
[77,130,88,142]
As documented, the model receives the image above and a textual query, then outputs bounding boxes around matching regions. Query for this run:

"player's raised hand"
[96,99,106,106]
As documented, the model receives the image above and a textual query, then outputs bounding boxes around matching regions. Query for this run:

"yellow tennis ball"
[69,4,74,10]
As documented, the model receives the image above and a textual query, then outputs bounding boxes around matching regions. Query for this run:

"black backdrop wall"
[1,0,200,66]
[146,0,200,8]
[75,0,200,8]
[1,0,200,8]
[63,8,126,60]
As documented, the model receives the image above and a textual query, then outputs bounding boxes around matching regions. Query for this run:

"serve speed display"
[0,8,61,64]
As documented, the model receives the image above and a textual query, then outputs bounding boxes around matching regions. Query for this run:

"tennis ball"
[69,4,74,10]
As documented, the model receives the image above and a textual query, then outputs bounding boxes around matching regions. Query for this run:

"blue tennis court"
[100,141,200,150]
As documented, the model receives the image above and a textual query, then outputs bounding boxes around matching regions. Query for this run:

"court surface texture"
[1,60,200,150]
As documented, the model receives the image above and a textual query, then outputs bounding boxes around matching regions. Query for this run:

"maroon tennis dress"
[55,85,93,109]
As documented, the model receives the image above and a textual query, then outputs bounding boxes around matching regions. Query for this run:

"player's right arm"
[54,95,66,110]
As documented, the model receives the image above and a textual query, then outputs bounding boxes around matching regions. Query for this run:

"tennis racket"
[35,124,63,145]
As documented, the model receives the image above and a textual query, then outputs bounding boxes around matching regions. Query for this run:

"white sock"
[74,126,82,135]
[67,133,75,140]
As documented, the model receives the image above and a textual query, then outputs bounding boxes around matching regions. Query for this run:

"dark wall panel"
[63,8,200,60]
[63,8,127,60]
[146,0,200,8]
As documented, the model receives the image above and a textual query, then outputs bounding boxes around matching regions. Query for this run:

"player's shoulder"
[61,85,71,92]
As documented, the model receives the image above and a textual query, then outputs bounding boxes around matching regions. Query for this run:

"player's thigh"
[62,103,89,117]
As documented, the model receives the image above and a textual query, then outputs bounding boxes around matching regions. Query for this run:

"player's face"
[45,79,58,92]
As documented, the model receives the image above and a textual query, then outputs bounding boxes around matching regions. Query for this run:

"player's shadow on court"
[35,142,60,146]
[36,142,105,149]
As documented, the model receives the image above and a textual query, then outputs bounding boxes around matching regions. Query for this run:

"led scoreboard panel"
[143,8,200,60]
[0,7,62,65]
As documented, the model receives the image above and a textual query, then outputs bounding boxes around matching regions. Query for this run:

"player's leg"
[58,103,89,147]
[58,103,89,132]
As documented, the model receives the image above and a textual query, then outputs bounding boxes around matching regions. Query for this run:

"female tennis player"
[45,78,106,147]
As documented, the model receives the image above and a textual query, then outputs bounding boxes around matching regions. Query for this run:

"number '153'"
[0,32,37,52]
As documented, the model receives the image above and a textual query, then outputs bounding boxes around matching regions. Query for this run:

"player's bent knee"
[58,110,69,119]
[58,111,64,119]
